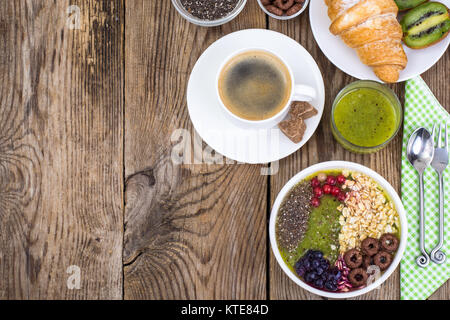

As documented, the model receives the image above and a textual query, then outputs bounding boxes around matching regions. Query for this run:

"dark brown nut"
[344,248,363,269]
[274,0,294,10]
[265,4,284,16]
[373,251,393,271]
[348,268,368,287]
[286,3,304,15]
[380,233,399,252]
[361,237,380,256]
[260,0,272,5]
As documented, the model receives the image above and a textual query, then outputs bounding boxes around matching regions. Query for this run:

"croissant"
[325,0,408,83]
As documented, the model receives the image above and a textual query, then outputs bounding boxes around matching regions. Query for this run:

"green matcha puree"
[281,196,341,267]
[333,88,397,147]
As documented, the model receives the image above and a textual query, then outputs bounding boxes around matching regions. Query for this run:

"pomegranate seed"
[311,197,320,207]
[338,192,347,202]
[326,175,337,186]
[323,184,332,194]
[313,186,324,198]
[337,175,346,185]
[311,177,320,188]
[331,186,340,197]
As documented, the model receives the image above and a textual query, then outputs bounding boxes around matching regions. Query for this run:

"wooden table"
[0,0,448,300]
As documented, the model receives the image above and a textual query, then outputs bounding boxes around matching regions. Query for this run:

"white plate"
[187,29,325,164]
[269,161,408,298]
[309,0,450,83]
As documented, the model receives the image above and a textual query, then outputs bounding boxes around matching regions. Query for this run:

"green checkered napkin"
[400,76,449,300]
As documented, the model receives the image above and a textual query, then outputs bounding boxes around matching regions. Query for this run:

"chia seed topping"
[276,181,312,252]
[180,0,240,20]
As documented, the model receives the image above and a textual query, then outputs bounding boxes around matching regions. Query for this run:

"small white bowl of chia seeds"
[171,0,247,27]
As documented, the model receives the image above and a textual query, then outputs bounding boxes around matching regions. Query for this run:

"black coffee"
[218,50,292,121]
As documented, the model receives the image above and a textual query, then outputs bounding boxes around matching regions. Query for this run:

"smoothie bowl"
[269,161,407,298]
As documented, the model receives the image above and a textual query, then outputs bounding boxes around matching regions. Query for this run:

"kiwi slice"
[401,2,450,49]
[395,0,428,11]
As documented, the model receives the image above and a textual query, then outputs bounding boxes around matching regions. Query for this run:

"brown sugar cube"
[290,101,318,120]
[278,117,307,144]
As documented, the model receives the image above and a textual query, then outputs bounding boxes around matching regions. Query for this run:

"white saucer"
[187,29,325,164]
[310,0,450,83]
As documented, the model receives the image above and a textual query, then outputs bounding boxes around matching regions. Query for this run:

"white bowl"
[257,0,309,20]
[171,0,247,27]
[269,161,408,298]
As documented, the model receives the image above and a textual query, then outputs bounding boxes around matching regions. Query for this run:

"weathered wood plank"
[268,10,449,300]
[0,0,124,299]
[123,0,268,299]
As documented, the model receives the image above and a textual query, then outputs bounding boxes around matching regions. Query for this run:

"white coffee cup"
[216,48,316,129]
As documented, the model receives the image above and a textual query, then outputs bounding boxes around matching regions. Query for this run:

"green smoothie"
[333,88,398,148]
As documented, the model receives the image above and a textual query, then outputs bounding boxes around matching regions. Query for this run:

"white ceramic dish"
[187,29,325,164]
[257,0,310,20]
[309,0,450,83]
[269,161,408,298]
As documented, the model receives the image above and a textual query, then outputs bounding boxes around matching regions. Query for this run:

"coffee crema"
[218,50,292,121]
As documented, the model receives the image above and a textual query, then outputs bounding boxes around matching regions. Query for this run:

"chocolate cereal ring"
[361,237,380,256]
[274,0,294,10]
[344,249,363,269]
[373,251,393,271]
[380,233,399,252]
[260,0,272,5]
[348,268,368,287]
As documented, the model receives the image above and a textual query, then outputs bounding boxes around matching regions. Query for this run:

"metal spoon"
[407,127,434,268]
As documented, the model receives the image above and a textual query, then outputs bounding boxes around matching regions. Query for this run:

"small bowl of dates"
[257,0,309,20]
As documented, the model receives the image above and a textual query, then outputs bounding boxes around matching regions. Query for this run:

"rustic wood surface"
[123,0,267,300]
[0,0,448,300]
[0,0,124,299]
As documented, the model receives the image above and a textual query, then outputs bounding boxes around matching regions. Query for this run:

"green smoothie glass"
[331,80,402,154]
